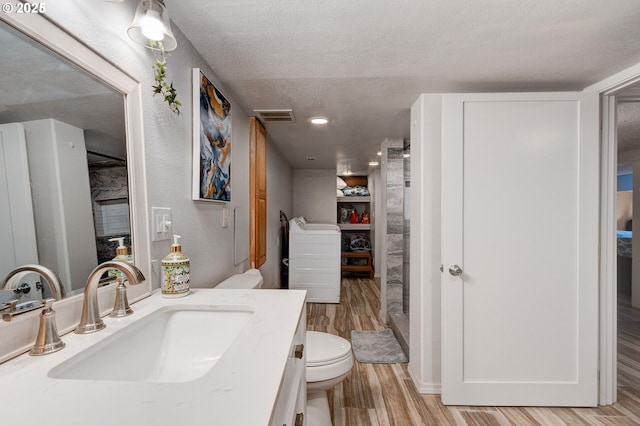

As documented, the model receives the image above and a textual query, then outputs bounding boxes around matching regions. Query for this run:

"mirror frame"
[0,13,152,362]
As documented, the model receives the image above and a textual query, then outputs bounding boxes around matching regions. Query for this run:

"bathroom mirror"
[0,14,151,311]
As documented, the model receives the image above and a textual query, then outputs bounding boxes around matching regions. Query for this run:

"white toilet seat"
[306,331,353,383]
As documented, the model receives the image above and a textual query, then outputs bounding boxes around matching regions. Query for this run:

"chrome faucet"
[1,264,66,356]
[75,260,145,334]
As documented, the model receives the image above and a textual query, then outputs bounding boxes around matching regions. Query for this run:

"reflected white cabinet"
[23,119,98,294]
[270,304,306,426]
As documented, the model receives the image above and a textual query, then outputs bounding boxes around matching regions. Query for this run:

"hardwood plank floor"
[306,278,640,425]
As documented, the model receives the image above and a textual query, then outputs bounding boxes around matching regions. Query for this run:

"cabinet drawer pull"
[294,344,304,359]
[295,412,304,426]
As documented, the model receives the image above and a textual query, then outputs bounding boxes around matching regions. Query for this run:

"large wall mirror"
[0,13,151,318]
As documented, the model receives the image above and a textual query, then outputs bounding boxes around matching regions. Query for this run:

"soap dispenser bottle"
[161,234,190,298]
[108,237,133,278]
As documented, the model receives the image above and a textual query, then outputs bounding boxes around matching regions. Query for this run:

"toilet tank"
[216,269,263,289]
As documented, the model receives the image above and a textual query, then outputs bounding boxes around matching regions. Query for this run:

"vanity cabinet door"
[270,306,306,426]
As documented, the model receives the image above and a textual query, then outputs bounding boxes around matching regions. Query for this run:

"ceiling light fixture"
[309,117,329,125]
[128,0,177,51]
[377,151,381,156]
[369,161,379,166]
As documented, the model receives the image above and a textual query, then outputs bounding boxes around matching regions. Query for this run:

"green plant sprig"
[151,44,182,116]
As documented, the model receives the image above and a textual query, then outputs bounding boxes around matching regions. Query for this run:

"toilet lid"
[306,331,352,367]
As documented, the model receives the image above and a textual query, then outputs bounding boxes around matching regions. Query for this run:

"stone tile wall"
[386,147,404,315]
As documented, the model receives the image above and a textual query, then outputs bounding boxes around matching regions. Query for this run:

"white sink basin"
[48,304,253,383]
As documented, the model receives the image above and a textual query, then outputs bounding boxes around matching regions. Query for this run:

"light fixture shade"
[127,0,177,51]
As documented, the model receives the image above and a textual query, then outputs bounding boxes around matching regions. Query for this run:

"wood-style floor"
[306,278,640,425]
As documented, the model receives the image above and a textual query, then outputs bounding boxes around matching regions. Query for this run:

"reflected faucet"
[1,264,66,356]
[75,260,145,334]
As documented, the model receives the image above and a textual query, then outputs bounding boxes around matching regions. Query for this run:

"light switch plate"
[151,207,172,241]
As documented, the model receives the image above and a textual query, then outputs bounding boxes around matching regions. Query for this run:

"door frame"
[587,62,640,405]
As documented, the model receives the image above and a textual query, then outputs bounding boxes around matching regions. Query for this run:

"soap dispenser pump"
[161,234,190,298]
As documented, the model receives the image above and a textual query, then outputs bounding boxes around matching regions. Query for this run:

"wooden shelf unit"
[340,251,373,278]
[338,223,371,230]
[337,196,370,203]
[338,176,374,277]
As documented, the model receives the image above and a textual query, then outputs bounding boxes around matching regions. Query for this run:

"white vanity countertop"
[0,288,307,426]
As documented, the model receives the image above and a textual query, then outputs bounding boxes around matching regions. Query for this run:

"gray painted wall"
[292,169,337,224]
[43,0,292,289]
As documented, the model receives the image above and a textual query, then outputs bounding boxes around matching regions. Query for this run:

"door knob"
[448,265,463,277]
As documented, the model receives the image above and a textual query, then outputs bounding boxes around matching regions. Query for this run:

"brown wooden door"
[250,117,267,268]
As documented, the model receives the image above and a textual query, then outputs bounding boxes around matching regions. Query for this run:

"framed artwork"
[192,68,231,202]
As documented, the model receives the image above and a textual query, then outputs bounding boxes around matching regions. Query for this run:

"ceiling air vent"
[253,109,295,123]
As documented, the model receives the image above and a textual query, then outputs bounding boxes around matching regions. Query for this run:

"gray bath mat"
[350,329,408,363]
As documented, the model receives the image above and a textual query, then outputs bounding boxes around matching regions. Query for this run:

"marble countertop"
[0,288,307,425]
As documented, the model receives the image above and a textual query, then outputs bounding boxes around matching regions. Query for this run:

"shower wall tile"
[89,164,128,201]
[387,282,403,314]
[402,147,411,314]
[384,142,405,321]
[387,253,403,282]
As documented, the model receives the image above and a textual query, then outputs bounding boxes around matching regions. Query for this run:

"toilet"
[217,270,353,426]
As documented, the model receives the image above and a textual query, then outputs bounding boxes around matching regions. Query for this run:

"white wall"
[261,142,293,288]
[43,0,291,289]
[409,94,443,393]
[292,169,337,223]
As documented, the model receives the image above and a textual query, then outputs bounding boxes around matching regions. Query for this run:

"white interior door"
[441,92,600,406]
[0,123,39,300]
[0,123,38,274]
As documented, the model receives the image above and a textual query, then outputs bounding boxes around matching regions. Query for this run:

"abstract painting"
[192,68,231,202]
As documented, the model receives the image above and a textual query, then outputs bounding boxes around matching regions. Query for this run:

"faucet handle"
[29,298,65,356]
[1,300,19,321]
[110,277,133,318]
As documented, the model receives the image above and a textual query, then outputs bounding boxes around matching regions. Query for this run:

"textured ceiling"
[166,0,640,175]
[618,101,640,154]
[5,3,640,174]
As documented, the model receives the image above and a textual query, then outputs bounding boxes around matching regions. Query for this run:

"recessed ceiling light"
[343,171,353,176]
[369,161,379,166]
[403,153,411,158]
[309,117,329,125]
[377,151,382,156]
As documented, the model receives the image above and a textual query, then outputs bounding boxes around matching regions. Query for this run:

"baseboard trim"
[408,365,442,394]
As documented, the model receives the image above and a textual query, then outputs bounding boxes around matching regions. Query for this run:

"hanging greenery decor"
[151,45,181,116]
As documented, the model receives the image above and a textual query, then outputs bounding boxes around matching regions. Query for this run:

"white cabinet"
[270,304,307,426]
[289,218,341,303]
[22,119,98,294]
